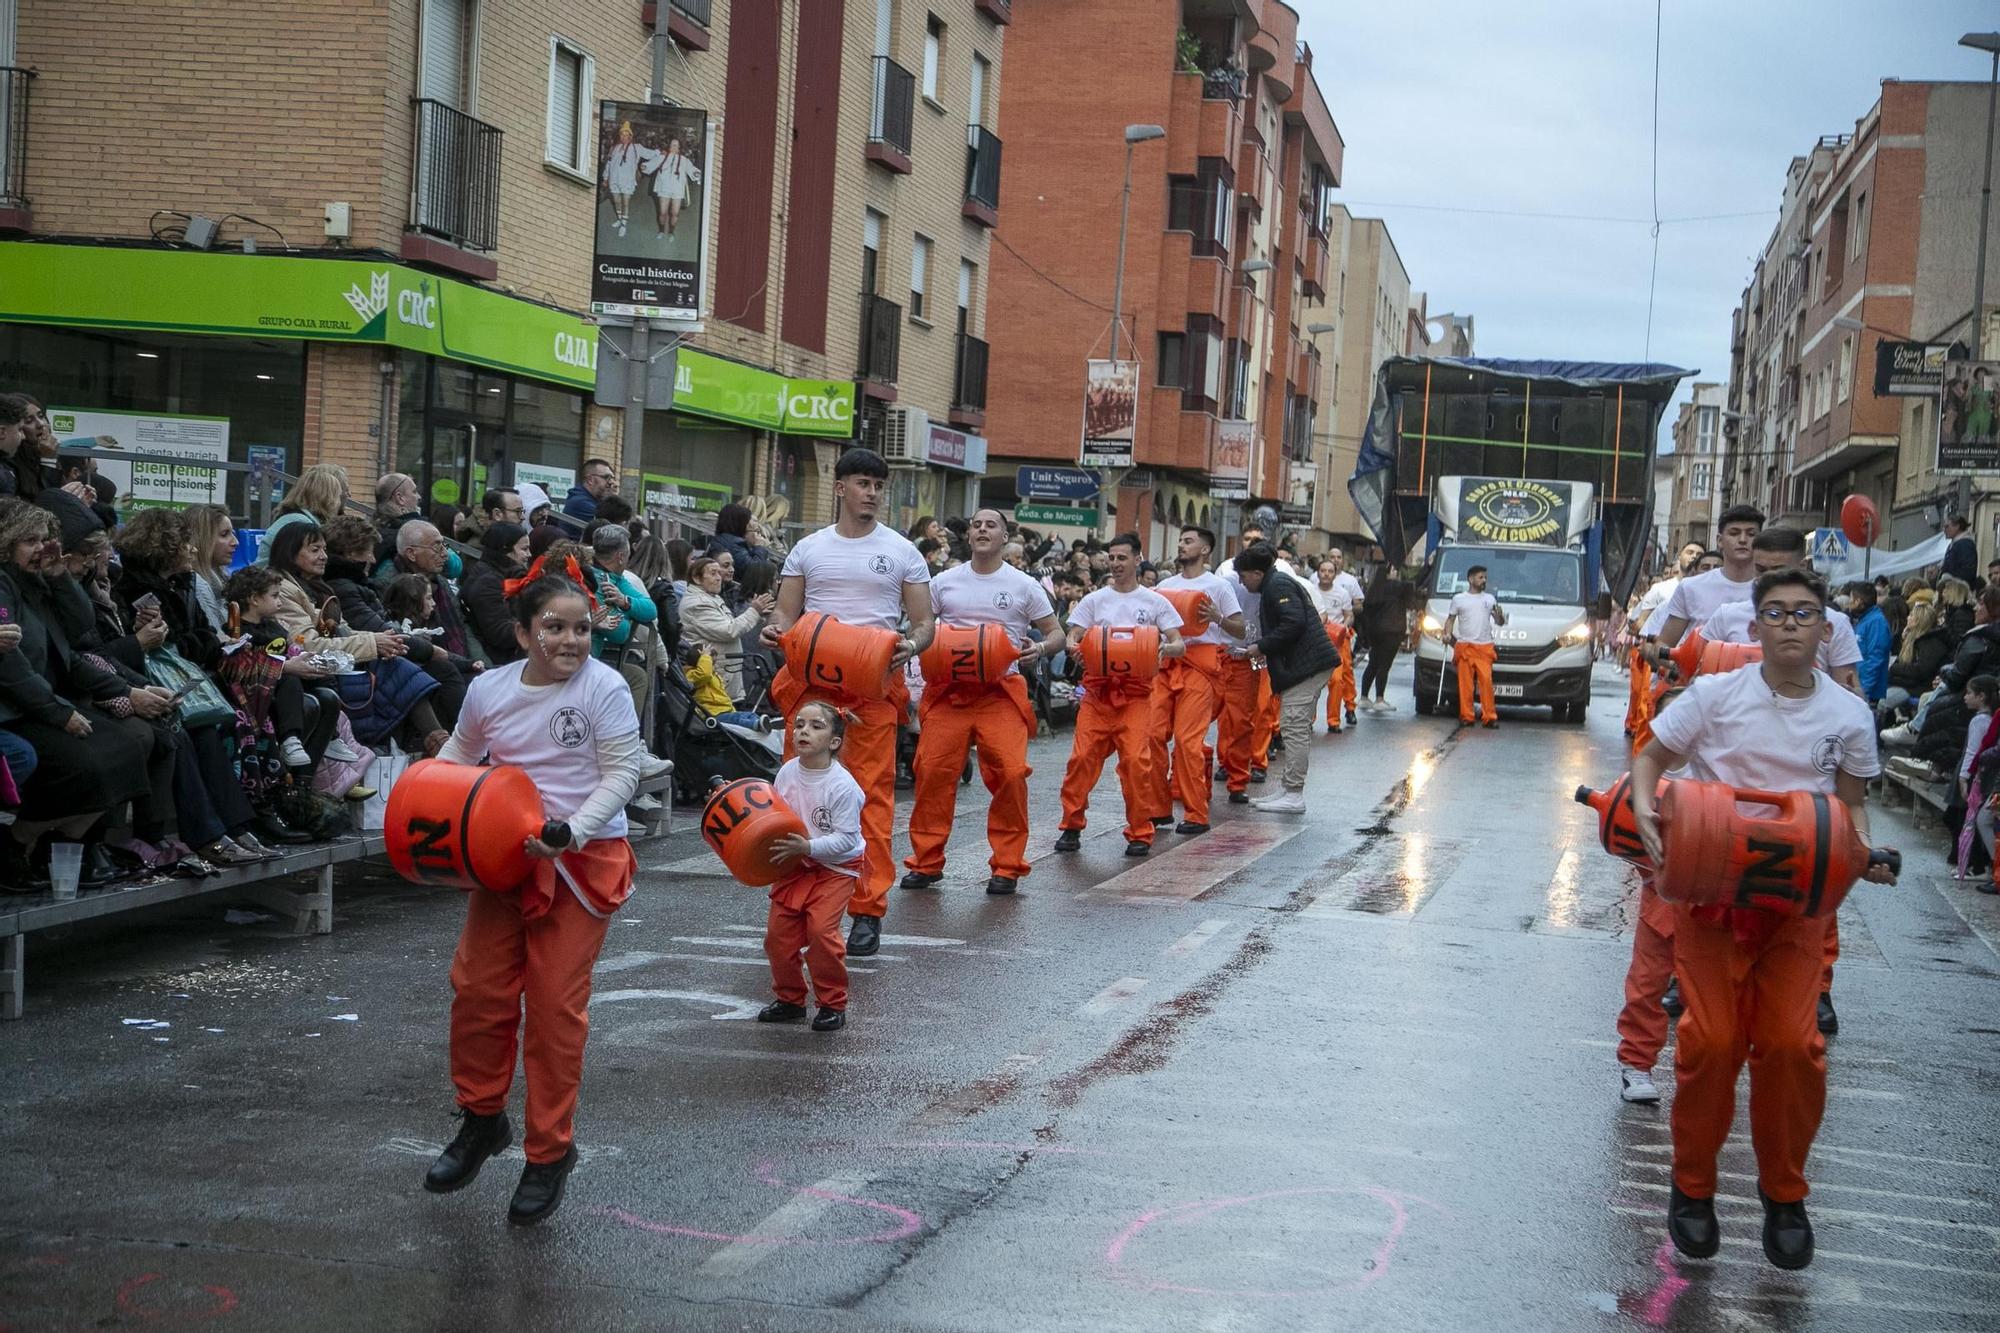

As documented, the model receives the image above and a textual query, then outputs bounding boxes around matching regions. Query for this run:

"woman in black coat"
[457,522,530,666]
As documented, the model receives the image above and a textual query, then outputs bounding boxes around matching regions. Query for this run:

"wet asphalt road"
[4,659,1999,1331]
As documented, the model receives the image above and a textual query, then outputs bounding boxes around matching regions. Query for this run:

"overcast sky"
[1297,0,1996,418]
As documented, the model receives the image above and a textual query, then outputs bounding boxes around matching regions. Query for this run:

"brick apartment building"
[0,0,1008,535]
[1312,207,1407,547]
[980,0,1341,559]
[1665,381,1722,549]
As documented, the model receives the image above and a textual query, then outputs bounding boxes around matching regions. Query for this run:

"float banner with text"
[1455,478,1573,546]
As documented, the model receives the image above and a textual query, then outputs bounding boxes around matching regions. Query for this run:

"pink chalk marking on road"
[597,1161,922,1246]
[1105,1185,1414,1299]
[1639,1241,1689,1326]
[115,1273,240,1321]
[845,1140,1099,1155]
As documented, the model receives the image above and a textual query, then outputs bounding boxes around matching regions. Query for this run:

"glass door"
[421,362,509,509]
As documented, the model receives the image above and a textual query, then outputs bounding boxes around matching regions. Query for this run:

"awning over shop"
[670,348,856,439]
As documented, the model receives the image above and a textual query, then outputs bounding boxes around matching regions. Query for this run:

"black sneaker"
[899,870,943,891]
[1759,1188,1813,1269]
[985,876,1017,895]
[1249,767,1268,785]
[1345,710,1358,726]
[812,1007,846,1031]
[1816,992,1838,1035]
[1053,828,1081,852]
[0,836,48,893]
[1662,977,1683,1018]
[424,1109,513,1193]
[507,1146,577,1226]
[847,914,882,957]
[1227,791,1251,805]
[1667,1185,1720,1258]
[1176,821,1208,835]
[1482,720,1499,729]
[1124,839,1150,857]
[757,1000,808,1023]
[1149,816,1174,828]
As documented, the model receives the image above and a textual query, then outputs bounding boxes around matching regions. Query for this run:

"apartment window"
[1183,315,1223,411]
[957,259,975,334]
[1850,191,1869,262]
[1223,338,1249,418]
[909,233,932,319]
[873,0,893,57]
[420,0,475,107]
[1156,332,1186,388]
[862,209,884,294]
[544,37,594,173]
[1167,159,1233,259]
[1836,335,1854,403]
[969,52,989,126]
[922,14,943,100]
[1690,461,1712,501]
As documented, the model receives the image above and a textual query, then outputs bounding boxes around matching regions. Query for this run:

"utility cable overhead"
[1644,0,1664,361]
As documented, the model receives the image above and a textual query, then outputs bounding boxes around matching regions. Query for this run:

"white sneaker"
[1879,724,1917,749]
[1251,790,1307,814]
[280,736,313,768]
[638,752,674,778]
[1620,1067,1660,1103]
[322,737,363,763]
[629,793,662,813]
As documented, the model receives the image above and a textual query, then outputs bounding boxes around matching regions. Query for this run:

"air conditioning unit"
[881,406,930,465]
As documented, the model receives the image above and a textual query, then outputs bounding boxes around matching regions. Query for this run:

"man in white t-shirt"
[1148,525,1245,835]
[1215,522,1293,790]
[1316,552,1365,731]
[901,510,1063,897]
[1444,565,1507,727]
[1627,542,1706,736]
[768,448,936,957]
[1055,533,1185,857]
[1651,505,1764,667]
[1697,526,1863,695]
[1630,566,1893,1271]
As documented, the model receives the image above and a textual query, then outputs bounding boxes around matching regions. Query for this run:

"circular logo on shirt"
[814,806,834,833]
[1811,735,1844,775]
[550,706,591,749]
[1134,608,1154,624]
[994,591,1013,610]
[870,554,892,575]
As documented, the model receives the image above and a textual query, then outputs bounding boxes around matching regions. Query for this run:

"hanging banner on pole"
[1080,359,1139,468]
[591,101,711,327]
[1936,360,2000,474]
[1209,419,1252,498]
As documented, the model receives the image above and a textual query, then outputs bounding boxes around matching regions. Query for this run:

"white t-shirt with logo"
[450,657,641,843]
[1317,571,1365,623]
[1661,568,1755,637]
[773,757,866,878]
[930,563,1055,674]
[1635,575,1681,636]
[1447,591,1501,645]
[1649,665,1881,803]
[781,524,930,631]
[1069,585,1184,634]
[1155,571,1242,646]
[1700,601,1862,671]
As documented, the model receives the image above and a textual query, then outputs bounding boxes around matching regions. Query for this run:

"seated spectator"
[372,472,422,563]
[258,462,349,563]
[665,538,693,602]
[385,519,482,664]
[515,482,555,530]
[459,521,529,666]
[322,515,470,725]
[1883,598,1953,719]
[681,643,767,730]
[709,502,773,573]
[0,392,41,498]
[478,486,525,536]
[1939,576,1976,641]
[185,502,238,634]
[563,457,616,524]
[680,555,770,699]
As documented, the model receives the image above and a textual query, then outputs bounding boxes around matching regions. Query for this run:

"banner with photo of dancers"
[592,101,711,324]
[1080,359,1139,468]
[1936,359,2000,474]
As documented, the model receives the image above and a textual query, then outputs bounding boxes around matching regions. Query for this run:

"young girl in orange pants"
[759,701,865,1032]
[422,576,643,1227]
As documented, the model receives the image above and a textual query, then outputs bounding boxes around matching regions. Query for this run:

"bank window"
[910,233,932,320]
[1156,332,1186,388]
[545,37,594,174]
[922,14,944,100]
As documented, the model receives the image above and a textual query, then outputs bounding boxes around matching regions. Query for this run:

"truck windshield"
[1435,548,1583,605]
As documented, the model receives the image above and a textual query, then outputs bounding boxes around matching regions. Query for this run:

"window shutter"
[421,0,467,106]
[548,46,580,166]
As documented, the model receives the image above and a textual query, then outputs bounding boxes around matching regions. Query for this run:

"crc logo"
[397,282,438,330]
[554,331,596,370]
[785,390,852,424]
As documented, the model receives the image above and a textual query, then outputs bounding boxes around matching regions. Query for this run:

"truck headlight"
[1558,621,1591,646]
[1421,613,1444,638]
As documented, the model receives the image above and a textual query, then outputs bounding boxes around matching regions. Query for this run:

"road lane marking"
[1620,1159,1985,1208]
[1619,1181,2000,1234]
[689,1170,908,1279]
[1081,823,1309,901]
[878,932,969,947]
[1165,919,1230,957]
[1079,977,1148,1015]
[1607,1208,2000,1278]
[1624,1138,1988,1170]
[589,989,765,1019]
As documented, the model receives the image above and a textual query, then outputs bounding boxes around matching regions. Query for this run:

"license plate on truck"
[1494,684,1525,699]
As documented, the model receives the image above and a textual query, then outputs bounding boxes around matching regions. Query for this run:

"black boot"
[811,1006,846,1031]
[0,835,48,892]
[757,1000,807,1023]
[507,1146,577,1226]
[985,876,1017,895]
[1053,828,1081,852]
[1816,992,1838,1035]
[1667,1185,1719,1258]
[899,870,943,891]
[1759,1188,1813,1269]
[424,1109,513,1193]
[1661,977,1683,1018]
[847,914,881,957]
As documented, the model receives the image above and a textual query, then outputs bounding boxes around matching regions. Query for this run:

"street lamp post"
[1962,32,2000,359]
[1102,123,1165,540]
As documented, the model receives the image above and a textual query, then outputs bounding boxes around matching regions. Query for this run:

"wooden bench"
[1873,767,1950,817]
[0,833,386,1021]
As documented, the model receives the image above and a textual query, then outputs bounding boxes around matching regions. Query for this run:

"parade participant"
[1626,543,1705,735]
[1315,553,1363,732]
[423,576,644,1226]
[1233,543,1337,814]
[1443,564,1506,728]
[1630,567,1893,1270]
[1615,680,1686,1106]
[900,509,1063,895]
[1650,505,1764,660]
[760,701,865,1032]
[1697,527,1863,695]
[1215,523,1295,792]
[1055,533,1185,856]
[1148,526,1244,835]
[765,448,935,958]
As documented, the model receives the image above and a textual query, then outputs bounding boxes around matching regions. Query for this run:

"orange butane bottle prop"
[386,759,548,892]
[701,777,811,887]
[1573,772,1665,864]
[919,622,1023,686]
[782,612,900,701]
[1076,624,1162,683]
[1665,629,1708,683]
[1158,587,1210,632]
[1697,639,1762,676]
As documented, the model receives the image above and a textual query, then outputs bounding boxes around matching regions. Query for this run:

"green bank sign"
[0,240,599,390]
[672,348,856,439]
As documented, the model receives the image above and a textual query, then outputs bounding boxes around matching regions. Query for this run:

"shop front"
[0,239,599,514]
[921,423,988,522]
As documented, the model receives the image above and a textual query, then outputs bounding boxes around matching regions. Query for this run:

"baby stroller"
[656,655,782,804]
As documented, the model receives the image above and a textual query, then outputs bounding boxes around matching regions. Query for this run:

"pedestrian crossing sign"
[1810,528,1850,567]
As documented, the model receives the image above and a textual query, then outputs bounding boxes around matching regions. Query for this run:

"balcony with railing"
[0,66,34,232]
[404,98,503,279]
[866,57,916,174]
[667,0,712,50]
[1300,228,1328,300]
[973,0,1011,23]
[963,125,1002,227]
[952,333,989,427]
[859,294,903,397]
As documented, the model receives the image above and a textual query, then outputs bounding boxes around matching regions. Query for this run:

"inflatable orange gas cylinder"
[1076,624,1162,683]
[1157,587,1211,633]
[1666,629,1708,682]
[919,622,1022,686]
[386,759,555,892]
[701,777,811,887]
[1697,640,1762,676]
[782,612,900,701]
[1656,781,1899,917]
[1573,772,1667,865]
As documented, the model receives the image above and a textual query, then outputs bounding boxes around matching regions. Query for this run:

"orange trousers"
[1455,641,1498,723]
[1214,656,1270,792]
[1059,685,1156,843]
[1625,646,1653,734]
[449,879,617,1164]
[1822,917,1839,993]
[904,677,1034,880]
[779,673,903,921]
[1670,907,1829,1203]
[1615,878,1678,1071]
[1256,684,1279,763]
[765,863,851,1010]
[1146,661,1220,826]
[1325,623,1356,729]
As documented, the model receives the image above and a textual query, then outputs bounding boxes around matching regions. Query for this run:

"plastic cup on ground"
[48,842,83,900]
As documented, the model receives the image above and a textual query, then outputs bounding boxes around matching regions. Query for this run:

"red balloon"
[1840,493,1879,547]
